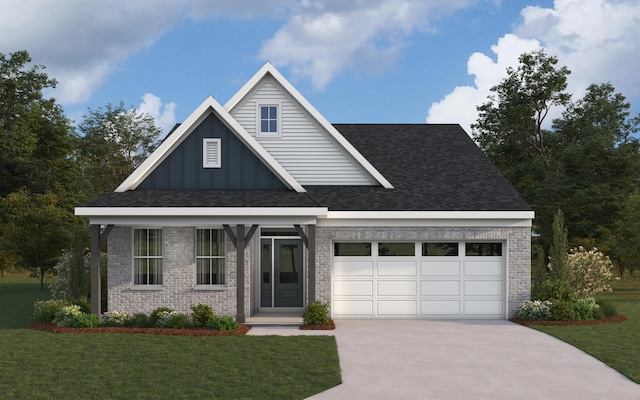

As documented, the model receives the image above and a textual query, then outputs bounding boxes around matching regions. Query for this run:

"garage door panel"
[464,280,503,296]
[421,280,460,296]
[378,300,417,316]
[334,280,373,296]
[421,300,461,316]
[464,260,503,277]
[463,300,504,316]
[378,280,417,296]
[333,300,374,317]
[377,261,417,276]
[420,261,461,277]
[334,260,374,277]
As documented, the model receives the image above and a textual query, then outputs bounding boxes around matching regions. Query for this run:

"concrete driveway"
[301,320,639,400]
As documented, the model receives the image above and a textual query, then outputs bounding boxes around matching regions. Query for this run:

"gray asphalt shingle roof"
[78,124,531,212]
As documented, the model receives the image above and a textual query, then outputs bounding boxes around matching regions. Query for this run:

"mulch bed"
[299,319,335,330]
[510,315,628,327]
[28,321,251,336]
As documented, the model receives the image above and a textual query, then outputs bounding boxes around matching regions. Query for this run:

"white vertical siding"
[230,78,375,185]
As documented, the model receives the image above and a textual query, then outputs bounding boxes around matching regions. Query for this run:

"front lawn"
[531,279,640,383]
[0,276,341,399]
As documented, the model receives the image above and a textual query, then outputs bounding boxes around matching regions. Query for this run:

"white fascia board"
[224,63,394,189]
[115,96,305,193]
[84,216,321,227]
[75,207,328,218]
[320,211,535,227]
[326,211,534,220]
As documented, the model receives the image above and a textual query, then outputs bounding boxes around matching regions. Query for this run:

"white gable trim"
[225,63,394,189]
[115,96,305,193]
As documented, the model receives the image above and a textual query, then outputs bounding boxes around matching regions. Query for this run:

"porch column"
[90,224,113,317]
[236,224,245,323]
[294,224,316,303]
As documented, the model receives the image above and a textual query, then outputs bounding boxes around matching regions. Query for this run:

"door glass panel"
[334,242,371,256]
[262,243,271,284]
[278,244,299,283]
[465,243,502,256]
[379,242,415,256]
[422,243,459,256]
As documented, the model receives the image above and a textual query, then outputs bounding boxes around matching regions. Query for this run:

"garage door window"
[422,242,459,256]
[465,243,502,256]
[379,242,415,256]
[334,242,371,256]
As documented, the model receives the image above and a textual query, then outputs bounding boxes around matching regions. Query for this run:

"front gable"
[137,113,287,190]
[225,64,393,188]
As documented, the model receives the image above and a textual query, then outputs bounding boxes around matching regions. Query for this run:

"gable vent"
[203,138,221,168]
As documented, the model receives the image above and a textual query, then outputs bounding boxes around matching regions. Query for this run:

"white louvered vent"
[203,138,221,168]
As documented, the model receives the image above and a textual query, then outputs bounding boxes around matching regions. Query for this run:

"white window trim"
[195,228,227,287]
[132,228,164,288]
[256,102,282,137]
[203,138,221,168]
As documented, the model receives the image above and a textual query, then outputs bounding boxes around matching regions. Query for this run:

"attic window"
[257,104,280,136]
[203,138,221,168]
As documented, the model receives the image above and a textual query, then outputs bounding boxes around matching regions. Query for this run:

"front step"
[245,313,303,326]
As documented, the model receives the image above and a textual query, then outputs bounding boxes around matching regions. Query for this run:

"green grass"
[0,275,341,399]
[532,279,640,383]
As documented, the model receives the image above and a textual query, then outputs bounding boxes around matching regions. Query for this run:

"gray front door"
[261,238,303,308]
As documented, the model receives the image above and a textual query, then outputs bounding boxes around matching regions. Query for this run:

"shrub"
[102,311,130,327]
[73,312,99,328]
[150,307,174,326]
[155,310,179,327]
[191,304,215,327]
[34,299,70,323]
[537,280,577,303]
[516,300,552,321]
[53,305,83,327]
[567,247,614,298]
[550,300,576,321]
[593,299,617,319]
[125,313,151,328]
[302,301,330,326]
[164,313,193,329]
[72,298,91,314]
[206,316,239,331]
[573,298,599,320]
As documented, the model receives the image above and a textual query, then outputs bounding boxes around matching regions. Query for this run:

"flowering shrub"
[49,248,90,301]
[567,247,614,298]
[516,300,553,321]
[102,311,131,326]
[34,299,71,323]
[53,305,83,327]
[155,310,179,327]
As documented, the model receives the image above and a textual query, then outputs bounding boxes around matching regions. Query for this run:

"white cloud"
[427,0,640,135]
[137,93,177,135]
[259,0,484,89]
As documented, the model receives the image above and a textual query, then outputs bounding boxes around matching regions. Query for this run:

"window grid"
[133,229,163,285]
[196,229,226,285]
[259,105,278,134]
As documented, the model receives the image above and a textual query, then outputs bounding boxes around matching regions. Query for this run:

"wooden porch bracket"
[90,224,114,317]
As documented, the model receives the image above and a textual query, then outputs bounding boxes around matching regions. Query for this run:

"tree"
[78,102,162,197]
[548,209,569,282]
[0,50,78,200]
[1,191,70,289]
[609,193,640,275]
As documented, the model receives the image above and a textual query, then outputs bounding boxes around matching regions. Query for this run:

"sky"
[1,0,639,136]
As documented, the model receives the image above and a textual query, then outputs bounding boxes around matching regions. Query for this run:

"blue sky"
[2,0,639,135]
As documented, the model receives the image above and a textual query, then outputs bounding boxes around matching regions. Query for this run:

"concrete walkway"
[249,319,639,400]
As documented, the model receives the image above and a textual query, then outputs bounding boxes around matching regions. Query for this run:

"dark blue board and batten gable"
[137,113,288,191]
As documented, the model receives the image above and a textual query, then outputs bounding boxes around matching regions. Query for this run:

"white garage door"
[332,242,505,318]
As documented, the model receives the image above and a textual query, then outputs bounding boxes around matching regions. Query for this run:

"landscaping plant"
[567,246,614,298]
[206,316,239,331]
[302,301,330,326]
[191,303,215,327]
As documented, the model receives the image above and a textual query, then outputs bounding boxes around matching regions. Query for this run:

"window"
[334,243,371,256]
[196,229,226,285]
[133,229,163,285]
[258,104,280,136]
[422,243,459,256]
[465,242,502,256]
[203,138,221,168]
[379,242,415,256]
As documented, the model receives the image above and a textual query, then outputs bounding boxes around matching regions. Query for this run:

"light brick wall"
[315,226,531,318]
[107,226,237,316]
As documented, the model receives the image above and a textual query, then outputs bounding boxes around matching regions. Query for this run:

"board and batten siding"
[230,78,375,186]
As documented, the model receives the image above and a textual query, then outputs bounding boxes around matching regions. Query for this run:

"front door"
[261,238,304,308]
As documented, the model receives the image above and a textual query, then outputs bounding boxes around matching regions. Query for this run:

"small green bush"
[191,304,215,327]
[550,300,576,321]
[102,311,130,327]
[573,298,598,320]
[71,298,91,314]
[593,298,617,319]
[53,305,83,327]
[206,316,239,331]
[164,313,193,329]
[34,299,70,323]
[72,312,99,328]
[150,307,174,326]
[538,280,577,303]
[516,300,552,321]
[302,301,330,326]
[125,313,151,327]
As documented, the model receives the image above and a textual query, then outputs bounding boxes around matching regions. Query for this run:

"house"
[75,63,534,321]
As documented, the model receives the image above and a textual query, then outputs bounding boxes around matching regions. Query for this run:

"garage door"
[332,242,505,318]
